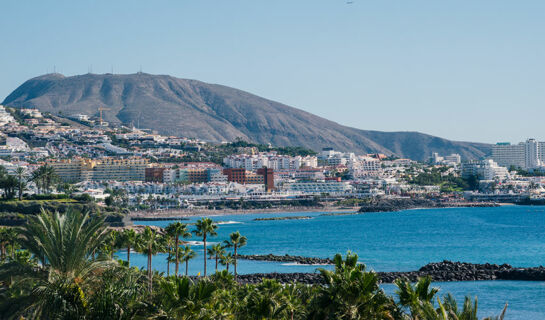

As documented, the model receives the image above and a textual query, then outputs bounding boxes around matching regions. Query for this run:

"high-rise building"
[525,139,541,169]
[257,167,275,191]
[492,139,544,169]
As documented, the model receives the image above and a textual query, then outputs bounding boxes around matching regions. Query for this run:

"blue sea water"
[122,205,545,319]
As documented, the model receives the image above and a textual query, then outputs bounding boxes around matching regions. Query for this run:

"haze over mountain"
[3,73,491,160]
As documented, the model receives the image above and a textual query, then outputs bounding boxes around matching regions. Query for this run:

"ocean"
[123,205,545,319]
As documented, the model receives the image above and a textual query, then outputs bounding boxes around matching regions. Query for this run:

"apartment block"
[492,139,545,169]
[48,157,148,183]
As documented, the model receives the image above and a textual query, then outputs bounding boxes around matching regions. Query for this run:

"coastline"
[129,206,356,220]
[358,198,499,213]
[128,201,502,220]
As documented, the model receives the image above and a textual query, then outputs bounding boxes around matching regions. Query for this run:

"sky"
[1,0,543,144]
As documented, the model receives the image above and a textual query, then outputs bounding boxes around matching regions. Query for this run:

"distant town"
[0,104,543,217]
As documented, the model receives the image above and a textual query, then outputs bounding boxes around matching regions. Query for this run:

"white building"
[20,108,42,118]
[461,159,509,181]
[481,159,509,181]
[492,139,545,169]
[285,181,353,195]
[0,105,16,126]
[349,156,382,178]
[223,153,318,171]
[431,152,461,166]
[318,148,355,166]
[525,139,541,169]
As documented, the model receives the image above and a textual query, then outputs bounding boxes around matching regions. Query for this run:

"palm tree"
[438,293,508,320]
[43,165,58,194]
[162,233,175,277]
[224,231,247,278]
[135,226,163,293]
[220,252,234,272]
[312,252,397,319]
[0,209,112,318]
[243,279,286,319]
[180,245,196,276]
[208,243,225,273]
[0,227,8,261]
[166,249,177,277]
[101,229,120,259]
[395,276,439,318]
[164,222,191,277]
[282,284,305,320]
[15,167,27,201]
[0,174,18,199]
[3,227,18,260]
[193,218,217,277]
[119,228,137,267]
[156,276,217,318]
[31,165,46,195]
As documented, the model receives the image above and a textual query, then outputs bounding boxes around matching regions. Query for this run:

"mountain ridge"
[2,73,491,160]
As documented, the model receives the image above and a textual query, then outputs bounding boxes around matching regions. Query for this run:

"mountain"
[2,73,491,160]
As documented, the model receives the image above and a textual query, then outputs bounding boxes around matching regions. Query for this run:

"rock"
[358,198,498,213]
[231,261,545,285]
[237,254,333,265]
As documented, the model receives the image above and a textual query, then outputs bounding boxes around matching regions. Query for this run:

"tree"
[0,228,6,261]
[156,276,217,319]
[135,226,164,294]
[0,174,18,199]
[180,245,197,276]
[162,233,174,277]
[242,279,288,319]
[0,227,17,261]
[15,167,27,201]
[99,229,120,259]
[311,252,398,319]
[164,222,191,277]
[193,218,218,277]
[105,195,114,207]
[208,243,225,273]
[395,276,439,318]
[219,252,234,272]
[0,209,113,318]
[31,164,59,194]
[224,231,247,278]
[119,228,137,267]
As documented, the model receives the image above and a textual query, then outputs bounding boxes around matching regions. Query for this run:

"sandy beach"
[129,205,357,220]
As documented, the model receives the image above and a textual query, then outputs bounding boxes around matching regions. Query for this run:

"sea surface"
[122,205,545,319]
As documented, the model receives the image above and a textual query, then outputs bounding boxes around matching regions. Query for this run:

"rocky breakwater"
[498,266,545,281]
[237,254,333,265]
[378,261,513,283]
[236,261,545,285]
[358,198,498,213]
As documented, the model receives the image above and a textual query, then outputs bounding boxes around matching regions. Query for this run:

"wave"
[216,221,242,225]
[184,241,219,246]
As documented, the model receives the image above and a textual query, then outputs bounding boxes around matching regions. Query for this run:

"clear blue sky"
[1,0,543,143]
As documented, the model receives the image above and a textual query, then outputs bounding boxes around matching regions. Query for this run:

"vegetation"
[408,167,479,192]
[172,138,318,165]
[165,222,192,277]
[223,231,247,278]
[512,166,545,177]
[0,210,507,319]
[193,218,218,277]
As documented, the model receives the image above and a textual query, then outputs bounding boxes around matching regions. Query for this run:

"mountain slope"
[2,73,491,160]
